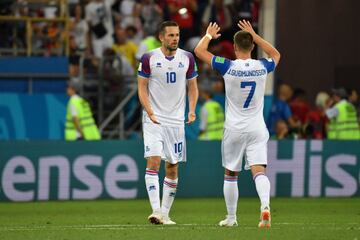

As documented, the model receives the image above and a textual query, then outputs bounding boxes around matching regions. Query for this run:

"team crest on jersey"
[178,62,184,68]
[156,62,162,68]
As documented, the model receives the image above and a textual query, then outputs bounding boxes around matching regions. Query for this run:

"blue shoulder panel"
[211,56,231,76]
[259,58,275,73]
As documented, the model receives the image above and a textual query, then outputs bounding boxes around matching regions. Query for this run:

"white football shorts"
[143,121,186,164]
[221,128,269,172]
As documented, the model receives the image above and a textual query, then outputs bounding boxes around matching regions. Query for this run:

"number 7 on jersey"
[240,81,256,108]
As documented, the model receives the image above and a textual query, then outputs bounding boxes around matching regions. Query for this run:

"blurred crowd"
[0,0,260,77]
[0,0,68,55]
[69,0,260,79]
[2,0,358,140]
[267,84,360,140]
[0,0,261,140]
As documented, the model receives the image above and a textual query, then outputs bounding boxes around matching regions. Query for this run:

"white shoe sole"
[163,220,176,225]
[219,220,238,227]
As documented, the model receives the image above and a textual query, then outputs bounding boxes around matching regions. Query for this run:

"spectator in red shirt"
[289,88,311,125]
[304,92,329,139]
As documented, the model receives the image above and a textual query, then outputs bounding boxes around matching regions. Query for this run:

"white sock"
[145,168,160,213]
[161,177,178,217]
[223,175,238,219]
[253,173,270,211]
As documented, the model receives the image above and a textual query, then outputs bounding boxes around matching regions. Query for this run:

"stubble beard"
[166,45,178,52]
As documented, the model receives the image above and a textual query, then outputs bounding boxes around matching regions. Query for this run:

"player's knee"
[251,164,267,176]
[146,157,161,170]
[165,169,178,179]
[165,166,178,179]
[225,168,238,176]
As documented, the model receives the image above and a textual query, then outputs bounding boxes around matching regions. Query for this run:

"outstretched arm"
[194,22,222,66]
[238,20,281,65]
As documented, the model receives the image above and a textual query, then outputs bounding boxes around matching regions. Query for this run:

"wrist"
[252,33,260,42]
[205,33,212,40]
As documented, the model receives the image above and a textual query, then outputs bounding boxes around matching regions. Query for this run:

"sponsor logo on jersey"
[146,146,150,152]
[245,63,250,67]
[156,62,162,68]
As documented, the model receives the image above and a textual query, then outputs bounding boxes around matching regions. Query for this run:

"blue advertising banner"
[0,93,67,139]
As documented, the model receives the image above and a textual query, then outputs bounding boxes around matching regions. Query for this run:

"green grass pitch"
[0,198,359,240]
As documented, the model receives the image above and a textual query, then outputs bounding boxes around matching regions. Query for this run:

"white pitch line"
[0,224,270,231]
[277,222,360,225]
[0,223,214,229]
[0,222,358,232]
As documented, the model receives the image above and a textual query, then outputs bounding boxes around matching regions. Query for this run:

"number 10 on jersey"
[166,72,176,83]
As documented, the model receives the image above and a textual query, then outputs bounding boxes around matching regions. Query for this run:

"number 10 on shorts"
[174,142,183,153]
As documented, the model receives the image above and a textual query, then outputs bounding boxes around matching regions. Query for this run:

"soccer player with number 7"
[138,21,199,225]
[194,20,281,228]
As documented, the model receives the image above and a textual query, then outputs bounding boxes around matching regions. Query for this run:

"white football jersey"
[138,48,198,126]
[211,56,275,132]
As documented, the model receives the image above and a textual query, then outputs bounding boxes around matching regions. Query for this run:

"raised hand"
[238,20,256,37]
[206,22,222,39]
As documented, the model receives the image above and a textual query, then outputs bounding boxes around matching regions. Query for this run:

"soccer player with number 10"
[137,21,199,225]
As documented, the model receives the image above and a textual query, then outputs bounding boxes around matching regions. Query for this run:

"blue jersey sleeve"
[211,56,231,76]
[185,52,198,80]
[137,53,152,78]
[259,58,276,73]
